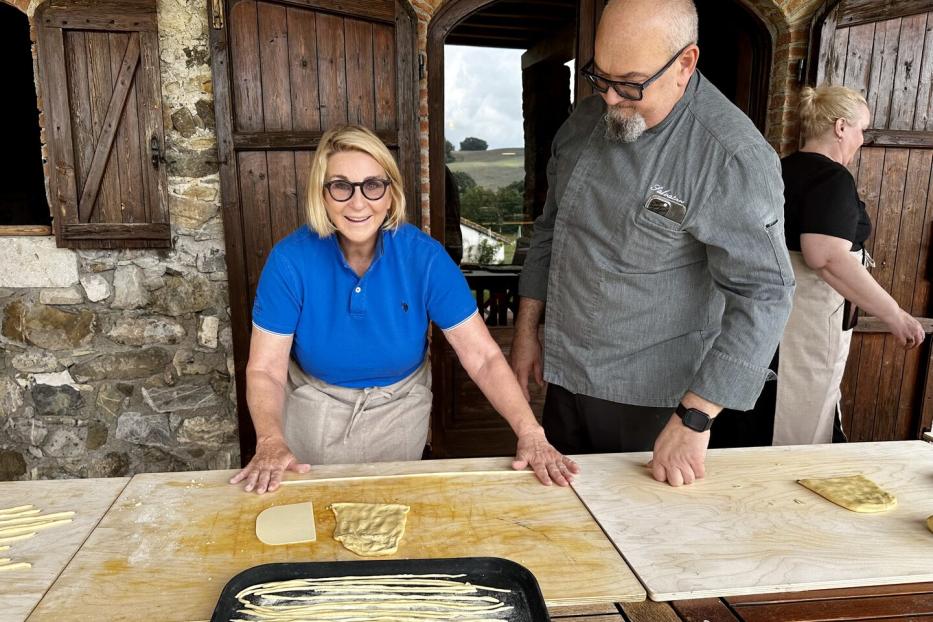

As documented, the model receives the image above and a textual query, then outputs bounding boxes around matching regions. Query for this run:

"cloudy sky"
[444,45,525,150]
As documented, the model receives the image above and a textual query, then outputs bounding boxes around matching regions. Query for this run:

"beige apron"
[773,250,869,445]
[283,358,432,465]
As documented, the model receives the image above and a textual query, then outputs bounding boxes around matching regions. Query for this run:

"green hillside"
[447,148,524,189]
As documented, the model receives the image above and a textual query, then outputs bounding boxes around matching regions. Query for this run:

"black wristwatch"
[675,403,715,432]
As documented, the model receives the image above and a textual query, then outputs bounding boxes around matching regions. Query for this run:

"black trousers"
[542,384,672,454]
[542,380,816,453]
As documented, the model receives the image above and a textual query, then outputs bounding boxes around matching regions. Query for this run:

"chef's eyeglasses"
[324,178,391,202]
[581,44,691,101]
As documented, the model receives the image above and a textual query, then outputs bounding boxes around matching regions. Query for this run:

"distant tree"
[469,238,500,264]
[444,139,455,163]
[451,171,476,193]
[502,180,524,195]
[459,185,498,223]
[460,181,524,225]
[459,136,488,151]
[494,182,523,216]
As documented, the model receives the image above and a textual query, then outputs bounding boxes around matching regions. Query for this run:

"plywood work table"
[571,441,933,602]
[27,457,643,622]
[0,477,129,622]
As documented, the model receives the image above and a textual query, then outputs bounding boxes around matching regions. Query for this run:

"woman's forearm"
[816,253,900,321]
[245,370,288,442]
[467,352,542,438]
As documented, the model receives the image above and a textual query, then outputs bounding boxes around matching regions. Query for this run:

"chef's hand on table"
[229,435,311,494]
[513,425,580,486]
[647,414,711,487]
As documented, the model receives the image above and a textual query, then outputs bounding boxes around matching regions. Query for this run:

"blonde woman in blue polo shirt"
[230,125,579,494]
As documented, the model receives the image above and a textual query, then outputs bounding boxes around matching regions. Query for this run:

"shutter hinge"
[418,52,426,81]
[211,0,224,29]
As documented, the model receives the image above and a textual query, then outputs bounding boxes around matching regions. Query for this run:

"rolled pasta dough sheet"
[329,502,410,556]
[255,501,317,545]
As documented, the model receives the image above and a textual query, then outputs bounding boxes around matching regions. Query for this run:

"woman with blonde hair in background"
[773,85,924,445]
[229,124,579,493]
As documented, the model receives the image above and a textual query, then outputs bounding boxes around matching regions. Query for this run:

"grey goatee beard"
[604,106,647,143]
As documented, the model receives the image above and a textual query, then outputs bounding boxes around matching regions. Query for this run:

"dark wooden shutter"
[209,0,419,462]
[816,0,933,440]
[36,0,170,249]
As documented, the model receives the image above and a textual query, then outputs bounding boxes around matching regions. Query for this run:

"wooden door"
[209,0,419,462]
[819,1,933,440]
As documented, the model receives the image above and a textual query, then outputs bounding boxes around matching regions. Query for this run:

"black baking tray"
[210,556,550,622]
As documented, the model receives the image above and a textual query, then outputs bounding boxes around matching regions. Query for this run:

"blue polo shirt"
[251,224,478,388]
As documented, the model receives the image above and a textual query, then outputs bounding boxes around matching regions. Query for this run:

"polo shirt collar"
[332,229,387,275]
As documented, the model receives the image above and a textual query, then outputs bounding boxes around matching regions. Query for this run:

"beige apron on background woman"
[283,358,432,464]
[774,250,868,445]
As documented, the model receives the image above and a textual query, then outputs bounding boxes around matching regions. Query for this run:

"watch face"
[682,409,712,432]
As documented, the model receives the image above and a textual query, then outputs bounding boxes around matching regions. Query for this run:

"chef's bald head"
[598,0,698,61]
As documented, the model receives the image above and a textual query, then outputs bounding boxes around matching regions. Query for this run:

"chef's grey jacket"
[518,71,794,410]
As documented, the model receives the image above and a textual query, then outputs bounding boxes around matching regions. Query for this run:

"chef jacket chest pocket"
[633,202,687,241]
[616,204,690,271]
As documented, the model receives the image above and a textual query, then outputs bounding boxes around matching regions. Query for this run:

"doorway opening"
[432,0,577,273]
[0,4,50,230]
[696,0,772,132]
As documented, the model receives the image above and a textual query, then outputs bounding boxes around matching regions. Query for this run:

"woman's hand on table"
[512,426,580,486]
[229,436,311,494]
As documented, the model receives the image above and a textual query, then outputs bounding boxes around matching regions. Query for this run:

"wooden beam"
[244,0,394,24]
[232,130,398,151]
[838,0,933,28]
[478,10,570,22]
[62,222,170,240]
[34,11,79,245]
[453,20,553,35]
[446,32,536,48]
[39,0,157,31]
[522,24,575,69]
[864,129,933,149]
[620,601,682,622]
[0,225,53,236]
[671,598,741,622]
[919,338,933,438]
[77,33,141,223]
[853,316,933,333]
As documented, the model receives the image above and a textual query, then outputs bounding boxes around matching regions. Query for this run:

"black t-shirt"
[781,151,871,252]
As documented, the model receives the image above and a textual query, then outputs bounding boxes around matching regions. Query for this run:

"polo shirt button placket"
[350,282,366,315]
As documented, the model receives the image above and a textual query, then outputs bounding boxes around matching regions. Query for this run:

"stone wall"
[0,0,237,480]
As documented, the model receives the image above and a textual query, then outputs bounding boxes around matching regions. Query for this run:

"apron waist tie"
[345,387,393,441]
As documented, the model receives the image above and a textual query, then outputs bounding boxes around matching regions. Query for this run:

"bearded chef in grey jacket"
[511,0,794,487]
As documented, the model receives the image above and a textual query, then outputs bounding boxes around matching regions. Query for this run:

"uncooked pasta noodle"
[232,573,514,621]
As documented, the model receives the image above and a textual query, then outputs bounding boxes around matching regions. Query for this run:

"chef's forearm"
[514,297,545,337]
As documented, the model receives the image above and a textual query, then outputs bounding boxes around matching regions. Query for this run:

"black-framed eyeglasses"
[324,178,391,202]
[581,44,691,101]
